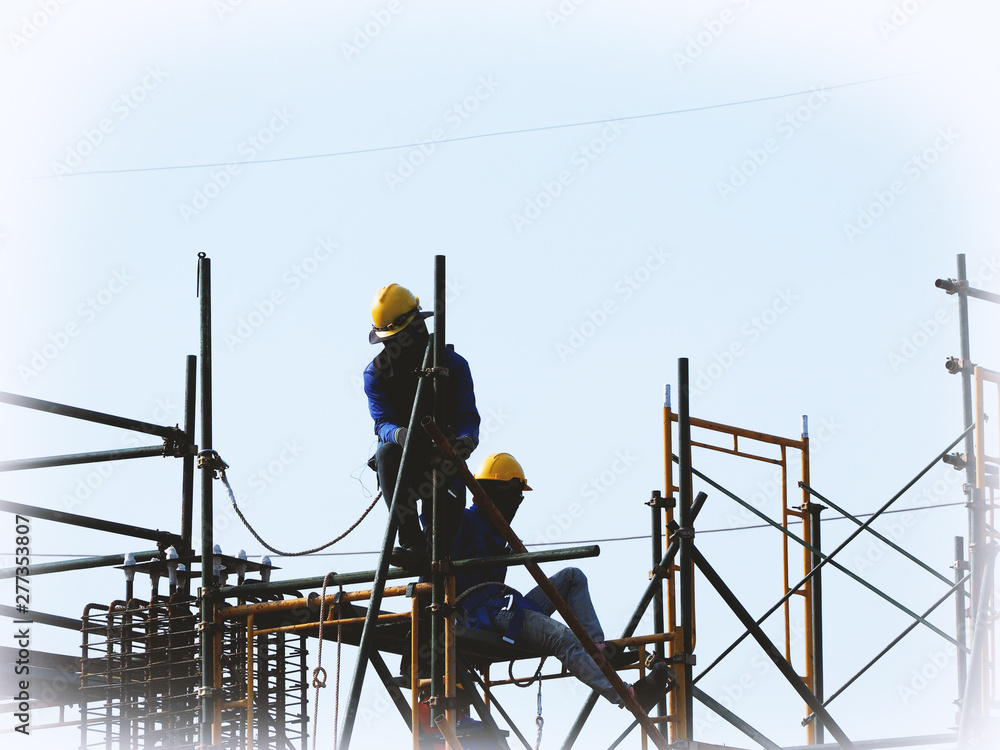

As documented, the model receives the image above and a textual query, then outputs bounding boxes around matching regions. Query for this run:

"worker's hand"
[393,427,408,445]
[453,435,476,460]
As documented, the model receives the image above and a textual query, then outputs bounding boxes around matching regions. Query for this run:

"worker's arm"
[447,350,481,447]
[363,363,405,444]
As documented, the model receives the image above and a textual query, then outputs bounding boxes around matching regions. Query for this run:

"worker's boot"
[630,659,672,712]
[601,641,641,670]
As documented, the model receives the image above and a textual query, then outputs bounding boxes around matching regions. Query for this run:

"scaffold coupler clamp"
[427,695,460,709]
[427,600,456,617]
[197,449,229,479]
[647,490,675,510]
[431,559,454,574]
[162,427,193,458]
[196,619,222,635]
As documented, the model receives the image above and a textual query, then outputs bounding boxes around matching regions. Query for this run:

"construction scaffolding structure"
[1,253,997,749]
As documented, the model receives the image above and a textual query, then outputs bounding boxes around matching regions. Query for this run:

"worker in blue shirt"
[453,452,671,711]
[364,283,480,569]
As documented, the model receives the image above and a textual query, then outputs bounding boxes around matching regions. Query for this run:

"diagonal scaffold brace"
[422,415,673,750]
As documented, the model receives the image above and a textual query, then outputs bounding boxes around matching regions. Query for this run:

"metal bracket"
[427,601,456,617]
[944,452,970,470]
[430,560,454,574]
[406,582,420,598]
[667,653,697,666]
[426,695,460,709]
[646,491,675,510]
[674,527,695,539]
[196,621,221,635]
[419,366,450,379]
[197,686,221,699]
[197,449,229,477]
[198,585,220,601]
[945,357,976,375]
[936,278,968,295]
[650,564,672,580]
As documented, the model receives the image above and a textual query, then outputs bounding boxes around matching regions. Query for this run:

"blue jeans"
[492,567,621,704]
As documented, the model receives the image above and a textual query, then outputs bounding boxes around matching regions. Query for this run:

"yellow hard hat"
[369,283,432,344]
[474,453,533,491]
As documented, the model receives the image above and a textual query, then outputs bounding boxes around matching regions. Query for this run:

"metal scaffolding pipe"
[690,428,975,671]
[197,252,218,748]
[340,336,435,750]
[0,500,182,546]
[808,501,825,745]
[954,536,968,703]
[692,686,782,750]
[803,570,971,727]
[691,545,855,749]
[0,444,170,472]
[458,654,528,750]
[801,482,953,586]
[782,734,957,750]
[218,546,599,601]
[560,493,707,750]
[966,285,1000,305]
[423,416,672,750]
[0,390,184,440]
[0,549,160,579]
[957,541,999,748]
[181,354,197,556]
[0,604,82,631]
[650,490,666,722]
[430,253,448,730]
[678,358,695,740]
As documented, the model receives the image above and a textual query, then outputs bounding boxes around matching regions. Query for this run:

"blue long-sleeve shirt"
[363,347,480,445]
[452,504,539,638]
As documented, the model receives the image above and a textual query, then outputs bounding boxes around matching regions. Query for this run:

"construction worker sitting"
[363,283,480,569]
[453,452,671,710]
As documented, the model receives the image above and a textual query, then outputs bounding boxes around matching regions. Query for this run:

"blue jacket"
[364,347,480,445]
[453,505,539,643]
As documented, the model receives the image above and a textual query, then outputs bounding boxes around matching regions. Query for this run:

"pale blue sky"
[2,2,999,748]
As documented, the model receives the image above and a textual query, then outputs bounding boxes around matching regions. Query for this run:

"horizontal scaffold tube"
[0,500,182,546]
[0,445,170,472]
[0,390,185,440]
[216,545,600,600]
[0,549,161,579]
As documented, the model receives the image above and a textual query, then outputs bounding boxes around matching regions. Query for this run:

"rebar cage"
[79,596,308,750]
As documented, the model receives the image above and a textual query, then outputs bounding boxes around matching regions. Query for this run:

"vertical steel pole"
[951,253,979,731]
[181,354,197,558]
[807,501,825,745]
[650,490,667,722]
[430,254,450,731]
[340,341,435,750]
[677,358,695,741]
[955,535,969,705]
[197,253,218,748]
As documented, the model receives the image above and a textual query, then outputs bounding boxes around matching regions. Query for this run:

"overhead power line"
[33,69,927,181]
[8,499,963,559]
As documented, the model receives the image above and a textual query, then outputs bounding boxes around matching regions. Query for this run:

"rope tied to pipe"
[311,573,344,750]
[198,449,381,556]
